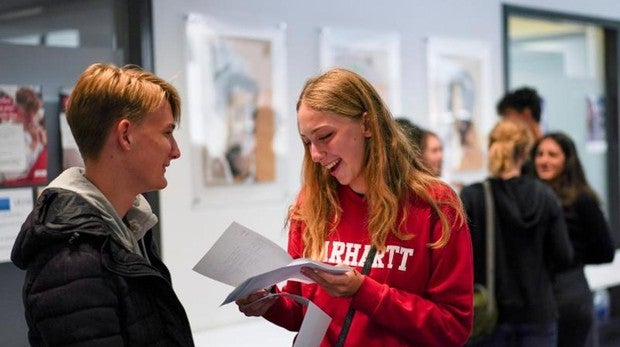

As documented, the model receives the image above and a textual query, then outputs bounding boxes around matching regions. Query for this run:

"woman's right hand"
[235,289,277,317]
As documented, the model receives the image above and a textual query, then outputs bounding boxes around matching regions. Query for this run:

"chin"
[150,179,168,191]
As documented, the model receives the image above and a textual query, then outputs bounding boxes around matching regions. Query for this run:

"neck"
[527,120,542,139]
[499,167,520,180]
[84,162,135,218]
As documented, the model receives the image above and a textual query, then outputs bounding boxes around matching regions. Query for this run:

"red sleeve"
[351,189,474,346]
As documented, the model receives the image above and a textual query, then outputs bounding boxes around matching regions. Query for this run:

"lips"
[324,159,341,173]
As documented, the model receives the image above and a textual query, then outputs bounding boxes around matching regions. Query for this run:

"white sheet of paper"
[193,221,350,293]
[193,221,348,347]
[254,293,331,347]
[193,221,293,286]
[221,259,349,305]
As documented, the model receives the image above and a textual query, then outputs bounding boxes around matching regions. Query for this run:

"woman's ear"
[362,112,372,137]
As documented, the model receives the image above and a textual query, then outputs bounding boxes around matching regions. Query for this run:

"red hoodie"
[264,183,473,346]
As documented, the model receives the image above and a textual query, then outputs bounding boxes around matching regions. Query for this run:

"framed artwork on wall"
[185,14,289,208]
[426,37,493,190]
[319,27,402,115]
[585,94,607,152]
[58,88,85,170]
[0,85,48,187]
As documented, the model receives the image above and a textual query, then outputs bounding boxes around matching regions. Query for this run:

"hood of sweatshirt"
[11,167,157,268]
[489,176,558,233]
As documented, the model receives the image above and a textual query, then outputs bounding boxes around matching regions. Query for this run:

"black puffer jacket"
[11,188,195,346]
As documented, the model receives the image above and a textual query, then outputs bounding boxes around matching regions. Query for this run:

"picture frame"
[0,84,48,187]
[426,37,493,189]
[185,14,289,208]
[319,26,402,115]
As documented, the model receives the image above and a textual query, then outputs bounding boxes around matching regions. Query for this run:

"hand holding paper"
[235,289,277,317]
[193,221,348,347]
[192,221,350,305]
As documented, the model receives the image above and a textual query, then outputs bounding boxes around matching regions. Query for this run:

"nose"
[309,142,323,163]
[171,137,181,159]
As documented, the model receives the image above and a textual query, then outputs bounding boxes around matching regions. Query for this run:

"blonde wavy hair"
[488,118,534,176]
[289,68,465,259]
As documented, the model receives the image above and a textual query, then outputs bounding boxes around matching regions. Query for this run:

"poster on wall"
[585,95,607,152]
[426,38,493,190]
[58,88,85,169]
[185,13,288,207]
[319,27,402,115]
[0,85,48,187]
[0,187,33,263]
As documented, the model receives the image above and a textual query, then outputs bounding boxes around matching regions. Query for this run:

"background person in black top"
[461,119,573,347]
[533,132,615,347]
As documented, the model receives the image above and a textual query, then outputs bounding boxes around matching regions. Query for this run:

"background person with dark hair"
[496,86,543,140]
[396,118,444,177]
[533,132,615,347]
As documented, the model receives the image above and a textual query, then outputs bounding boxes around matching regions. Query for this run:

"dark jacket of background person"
[552,192,615,347]
[561,192,615,268]
[11,188,195,347]
[460,176,573,324]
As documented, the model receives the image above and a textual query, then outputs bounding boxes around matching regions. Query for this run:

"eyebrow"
[299,125,329,137]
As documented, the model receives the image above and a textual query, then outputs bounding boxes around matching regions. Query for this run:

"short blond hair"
[66,63,180,160]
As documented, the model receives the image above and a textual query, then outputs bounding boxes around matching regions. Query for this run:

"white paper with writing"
[193,221,348,347]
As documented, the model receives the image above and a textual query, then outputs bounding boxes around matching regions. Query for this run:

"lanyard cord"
[334,246,377,347]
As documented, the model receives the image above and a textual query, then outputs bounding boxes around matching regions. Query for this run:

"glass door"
[504,7,619,238]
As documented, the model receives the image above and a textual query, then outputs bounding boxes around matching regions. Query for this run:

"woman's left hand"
[300,267,364,297]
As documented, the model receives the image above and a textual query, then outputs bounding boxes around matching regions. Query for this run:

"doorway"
[504,5,620,346]
[504,5,619,241]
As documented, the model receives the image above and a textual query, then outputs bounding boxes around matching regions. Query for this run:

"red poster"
[0,85,48,187]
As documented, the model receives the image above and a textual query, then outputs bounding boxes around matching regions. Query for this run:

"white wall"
[151,0,620,333]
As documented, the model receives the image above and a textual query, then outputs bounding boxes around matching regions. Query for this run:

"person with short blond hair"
[11,63,194,346]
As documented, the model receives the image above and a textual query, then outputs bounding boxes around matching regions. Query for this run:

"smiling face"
[297,102,371,194]
[127,100,181,192]
[535,137,565,182]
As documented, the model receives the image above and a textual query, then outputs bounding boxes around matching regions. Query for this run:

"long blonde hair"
[290,68,465,259]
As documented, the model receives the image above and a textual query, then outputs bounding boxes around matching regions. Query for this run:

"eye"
[318,132,332,141]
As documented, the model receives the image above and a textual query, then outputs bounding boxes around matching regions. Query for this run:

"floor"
[194,316,620,347]
[194,319,296,347]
